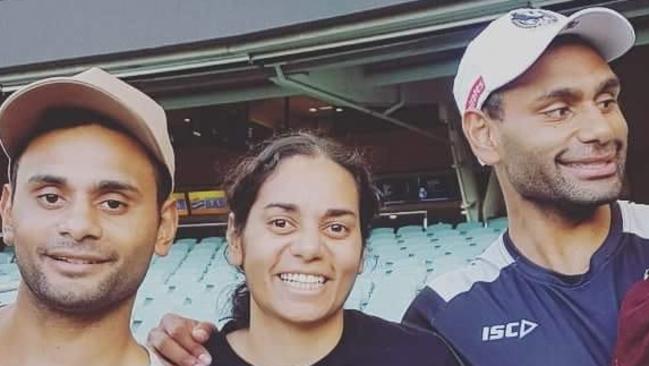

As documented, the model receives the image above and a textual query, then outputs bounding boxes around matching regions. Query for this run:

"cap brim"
[561,7,636,62]
[0,78,164,168]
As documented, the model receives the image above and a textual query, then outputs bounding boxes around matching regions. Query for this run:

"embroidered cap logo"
[510,9,559,29]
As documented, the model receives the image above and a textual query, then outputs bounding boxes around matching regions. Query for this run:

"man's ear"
[461,110,501,166]
[153,197,179,257]
[226,213,244,267]
[1,184,15,246]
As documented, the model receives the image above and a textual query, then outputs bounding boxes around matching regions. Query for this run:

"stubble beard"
[504,152,625,220]
[15,247,149,317]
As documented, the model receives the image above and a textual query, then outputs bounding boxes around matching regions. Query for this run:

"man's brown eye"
[106,200,122,209]
[37,194,60,205]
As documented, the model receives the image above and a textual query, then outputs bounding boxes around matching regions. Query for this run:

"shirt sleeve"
[401,289,468,366]
[402,286,446,332]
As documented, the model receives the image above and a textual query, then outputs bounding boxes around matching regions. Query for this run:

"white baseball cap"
[453,7,636,117]
[0,67,175,191]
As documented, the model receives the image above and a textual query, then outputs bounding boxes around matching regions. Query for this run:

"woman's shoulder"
[344,309,438,340]
[205,322,250,366]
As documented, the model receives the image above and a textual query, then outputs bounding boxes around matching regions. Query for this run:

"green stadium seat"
[426,222,453,232]
[345,277,374,310]
[199,236,225,245]
[488,217,509,230]
[370,227,395,236]
[397,225,425,236]
[456,222,484,232]
[368,236,397,247]
[429,228,462,239]
[364,268,425,322]
[0,253,13,265]
[368,232,396,244]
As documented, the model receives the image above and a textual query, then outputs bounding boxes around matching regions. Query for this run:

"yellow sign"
[188,190,228,215]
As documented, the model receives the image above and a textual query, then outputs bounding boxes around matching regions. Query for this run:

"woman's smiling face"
[228,154,363,326]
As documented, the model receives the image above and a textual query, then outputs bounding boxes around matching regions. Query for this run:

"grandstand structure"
[0,0,648,338]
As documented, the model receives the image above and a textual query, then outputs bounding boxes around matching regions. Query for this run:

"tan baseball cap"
[0,67,175,190]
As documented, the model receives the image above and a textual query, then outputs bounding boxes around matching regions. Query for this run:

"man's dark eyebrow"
[597,77,621,94]
[96,180,140,194]
[536,88,582,103]
[27,175,66,186]
[27,176,140,195]
[536,77,621,104]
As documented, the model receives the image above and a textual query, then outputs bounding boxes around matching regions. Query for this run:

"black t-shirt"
[206,310,462,366]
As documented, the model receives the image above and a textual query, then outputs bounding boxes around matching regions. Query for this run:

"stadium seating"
[0,220,504,342]
[488,216,508,230]
[0,246,19,306]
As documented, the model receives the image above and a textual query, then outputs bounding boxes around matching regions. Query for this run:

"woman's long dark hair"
[225,131,380,328]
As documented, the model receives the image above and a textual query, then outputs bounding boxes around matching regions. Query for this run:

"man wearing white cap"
[133,6,647,366]
[0,68,178,366]
[402,6,648,366]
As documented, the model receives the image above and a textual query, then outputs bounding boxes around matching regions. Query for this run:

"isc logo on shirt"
[481,319,538,341]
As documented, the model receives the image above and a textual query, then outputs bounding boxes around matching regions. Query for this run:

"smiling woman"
[192,132,461,366]
[224,132,376,331]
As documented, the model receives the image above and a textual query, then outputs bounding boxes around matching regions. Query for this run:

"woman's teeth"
[279,273,326,289]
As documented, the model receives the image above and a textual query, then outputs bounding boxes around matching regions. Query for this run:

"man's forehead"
[505,42,616,94]
[15,125,154,188]
[19,124,150,163]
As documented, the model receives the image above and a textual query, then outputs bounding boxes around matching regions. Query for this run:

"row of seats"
[369,219,506,239]
[0,246,19,306]
[357,220,505,321]
[0,218,507,341]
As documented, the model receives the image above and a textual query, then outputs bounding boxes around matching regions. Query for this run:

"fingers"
[146,313,215,366]
[192,321,217,343]
[148,327,205,366]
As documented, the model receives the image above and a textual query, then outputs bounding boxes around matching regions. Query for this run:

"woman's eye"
[326,223,350,237]
[273,219,287,228]
[330,223,345,233]
[269,218,295,233]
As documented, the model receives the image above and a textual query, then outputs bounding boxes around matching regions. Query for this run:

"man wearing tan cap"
[0,67,178,366]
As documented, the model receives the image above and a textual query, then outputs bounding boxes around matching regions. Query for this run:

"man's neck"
[0,284,149,366]
[506,194,612,276]
[227,305,344,366]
